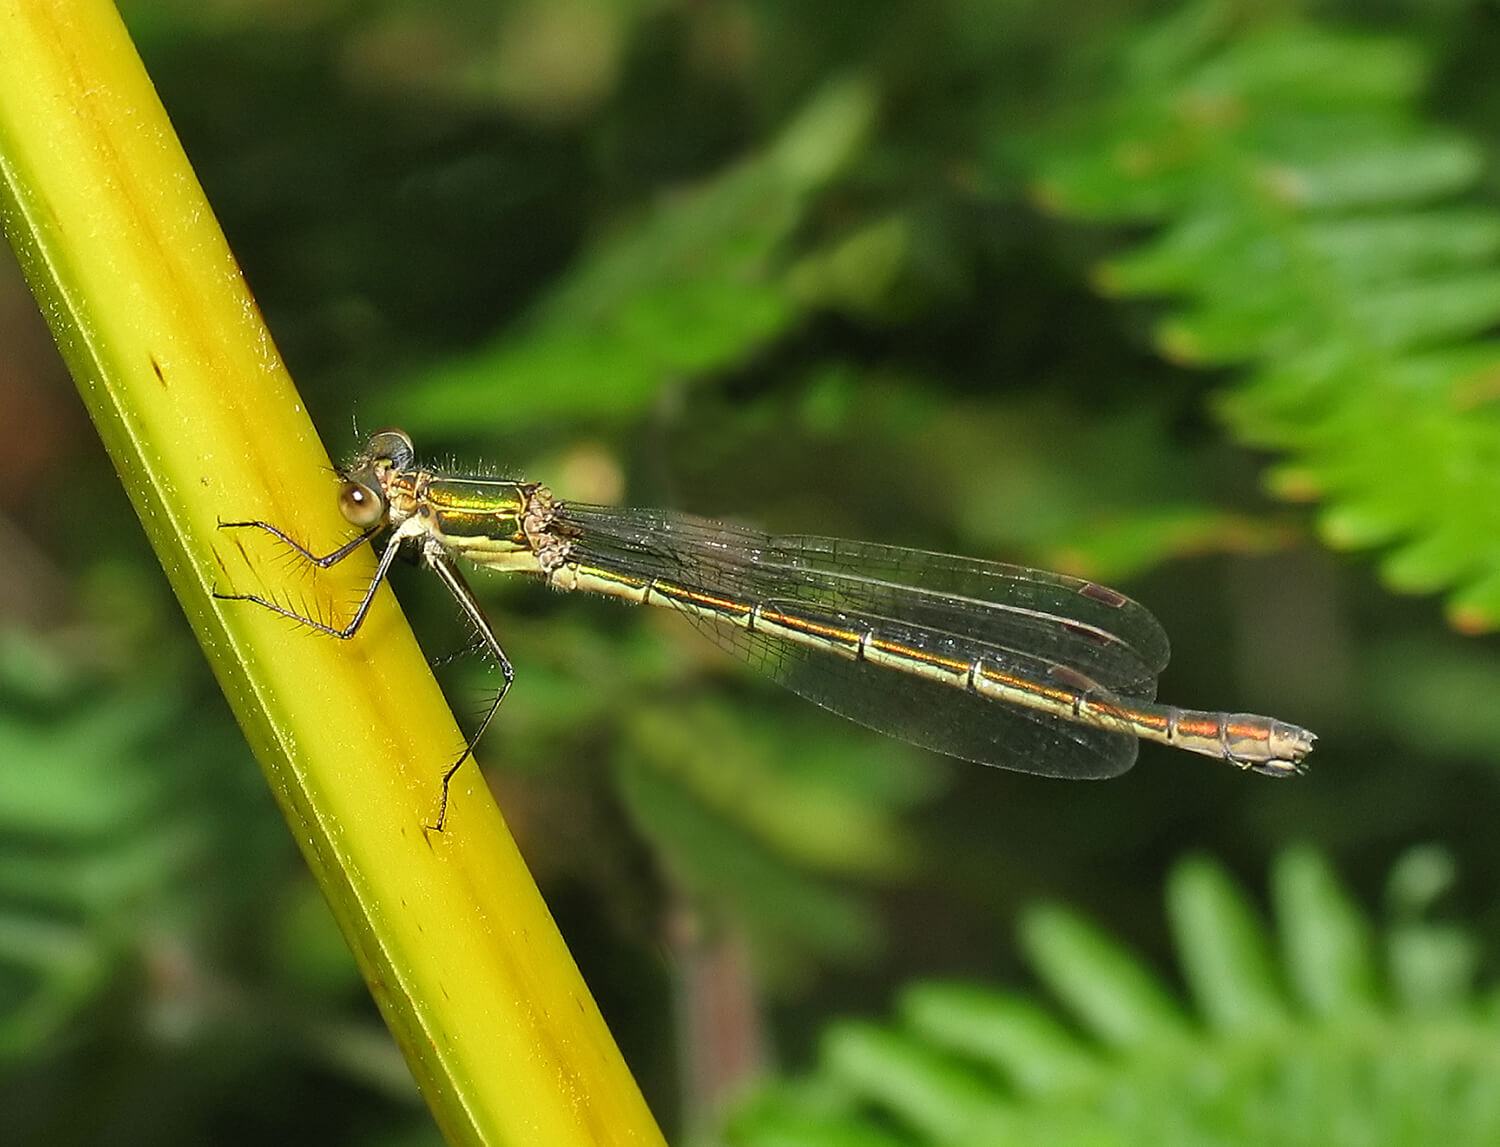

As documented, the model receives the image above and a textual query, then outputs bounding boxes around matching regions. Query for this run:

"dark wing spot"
[1058,617,1115,647]
[1079,582,1128,608]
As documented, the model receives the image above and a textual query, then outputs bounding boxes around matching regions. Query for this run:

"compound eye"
[339,480,386,528]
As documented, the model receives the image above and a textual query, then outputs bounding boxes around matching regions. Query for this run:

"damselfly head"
[337,428,415,528]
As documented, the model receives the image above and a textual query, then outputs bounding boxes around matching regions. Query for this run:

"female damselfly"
[217,429,1315,830]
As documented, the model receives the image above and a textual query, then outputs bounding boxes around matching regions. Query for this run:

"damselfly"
[217,429,1315,830]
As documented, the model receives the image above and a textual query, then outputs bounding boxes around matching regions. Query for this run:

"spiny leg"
[214,525,405,641]
[425,549,515,833]
[218,519,514,832]
[218,518,380,568]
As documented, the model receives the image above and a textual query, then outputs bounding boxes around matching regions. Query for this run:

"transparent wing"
[558,503,1165,777]
[754,535,1165,698]
[560,504,1169,694]
[690,608,1140,778]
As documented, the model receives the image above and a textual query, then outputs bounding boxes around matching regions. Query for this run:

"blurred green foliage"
[1031,4,1500,630]
[6,0,1500,1142]
[730,847,1500,1147]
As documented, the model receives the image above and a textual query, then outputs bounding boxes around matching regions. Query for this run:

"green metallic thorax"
[375,460,557,576]
[401,475,546,570]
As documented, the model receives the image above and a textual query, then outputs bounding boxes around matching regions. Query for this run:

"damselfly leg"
[216,510,514,831]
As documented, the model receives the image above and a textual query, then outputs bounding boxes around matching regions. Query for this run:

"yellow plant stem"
[0,1,664,1143]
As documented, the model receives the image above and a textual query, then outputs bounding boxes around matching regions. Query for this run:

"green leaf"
[1019,902,1190,1048]
[899,982,1098,1096]
[1031,14,1500,628]
[731,848,1500,1147]
[819,1021,1015,1144]
[1385,846,1479,1016]
[1167,855,1290,1034]
[1273,846,1380,1020]
[390,77,877,433]
[1272,137,1482,211]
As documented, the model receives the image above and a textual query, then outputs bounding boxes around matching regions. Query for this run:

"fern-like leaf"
[388,78,876,434]
[1031,8,1500,630]
[728,846,1500,1147]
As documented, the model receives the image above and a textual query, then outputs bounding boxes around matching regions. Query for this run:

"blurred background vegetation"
[6,0,1500,1142]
